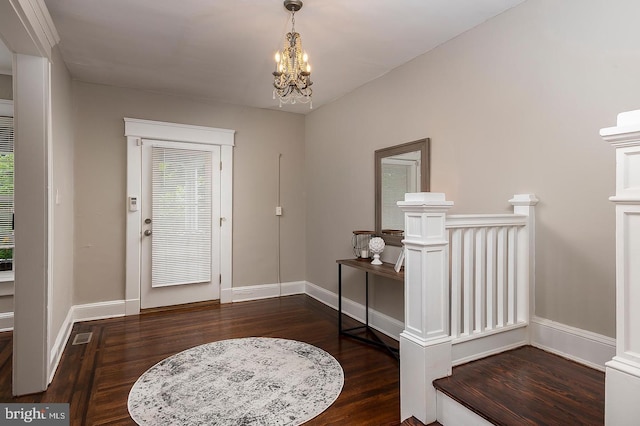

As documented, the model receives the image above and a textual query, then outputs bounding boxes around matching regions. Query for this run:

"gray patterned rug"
[128,337,344,425]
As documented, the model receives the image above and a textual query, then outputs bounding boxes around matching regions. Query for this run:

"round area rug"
[128,337,344,425]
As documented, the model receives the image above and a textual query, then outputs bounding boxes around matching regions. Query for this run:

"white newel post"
[600,110,640,425]
[398,193,454,424]
[509,194,539,326]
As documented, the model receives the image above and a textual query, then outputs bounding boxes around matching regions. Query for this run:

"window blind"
[151,146,212,287]
[0,116,13,251]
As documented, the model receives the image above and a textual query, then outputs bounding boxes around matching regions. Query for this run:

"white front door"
[140,139,221,309]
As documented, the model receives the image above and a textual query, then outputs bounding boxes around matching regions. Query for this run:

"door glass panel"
[151,146,212,287]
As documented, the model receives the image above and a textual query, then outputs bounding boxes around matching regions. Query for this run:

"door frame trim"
[124,118,235,314]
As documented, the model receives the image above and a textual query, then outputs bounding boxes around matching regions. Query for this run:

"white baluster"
[450,228,462,339]
[462,228,474,336]
[486,227,497,330]
[496,226,507,328]
[507,226,517,325]
[475,227,486,333]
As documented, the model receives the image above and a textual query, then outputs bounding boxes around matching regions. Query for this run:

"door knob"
[144,229,152,236]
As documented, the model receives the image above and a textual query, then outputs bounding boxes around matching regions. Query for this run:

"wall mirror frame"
[375,138,430,247]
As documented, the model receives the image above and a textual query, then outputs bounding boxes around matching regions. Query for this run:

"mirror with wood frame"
[375,138,430,246]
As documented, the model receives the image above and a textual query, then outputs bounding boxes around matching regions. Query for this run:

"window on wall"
[0,115,13,271]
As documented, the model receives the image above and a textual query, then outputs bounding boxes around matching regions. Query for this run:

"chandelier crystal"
[272,0,313,108]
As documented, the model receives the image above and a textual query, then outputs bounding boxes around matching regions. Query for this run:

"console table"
[336,258,403,360]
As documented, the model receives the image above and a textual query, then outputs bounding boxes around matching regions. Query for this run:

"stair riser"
[436,391,493,426]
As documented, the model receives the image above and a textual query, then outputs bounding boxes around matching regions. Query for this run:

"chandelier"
[272,0,313,108]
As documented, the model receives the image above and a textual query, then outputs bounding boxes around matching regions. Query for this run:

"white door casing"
[125,118,234,314]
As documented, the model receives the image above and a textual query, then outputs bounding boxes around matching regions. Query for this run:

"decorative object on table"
[352,230,374,259]
[272,0,313,108]
[128,337,344,426]
[394,249,405,273]
[368,237,385,265]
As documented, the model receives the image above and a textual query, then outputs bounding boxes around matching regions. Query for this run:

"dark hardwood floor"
[0,295,414,425]
[433,346,605,426]
[0,296,606,426]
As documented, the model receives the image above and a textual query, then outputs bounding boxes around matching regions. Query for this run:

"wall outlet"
[276,206,283,216]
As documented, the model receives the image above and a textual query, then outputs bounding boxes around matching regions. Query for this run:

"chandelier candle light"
[273,0,313,108]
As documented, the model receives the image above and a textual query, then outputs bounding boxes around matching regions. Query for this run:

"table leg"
[338,263,342,334]
[365,271,369,328]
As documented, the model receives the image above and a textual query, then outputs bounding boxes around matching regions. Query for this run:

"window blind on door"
[0,116,14,251]
[151,146,212,287]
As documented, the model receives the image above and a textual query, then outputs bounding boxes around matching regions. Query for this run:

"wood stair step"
[433,346,605,425]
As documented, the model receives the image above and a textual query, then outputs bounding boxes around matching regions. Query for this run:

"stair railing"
[397,192,537,424]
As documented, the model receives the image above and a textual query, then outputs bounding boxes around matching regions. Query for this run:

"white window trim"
[124,118,235,315]
[0,100,13,117]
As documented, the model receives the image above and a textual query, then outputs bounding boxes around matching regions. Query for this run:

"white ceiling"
[37,0,525,114]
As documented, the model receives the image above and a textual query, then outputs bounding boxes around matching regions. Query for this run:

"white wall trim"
[0,311,13,332]
[73,300,126,323]
[223,281,305,303]
[0,279,14,296]
[13,53,51,396]
[45,301,125,384]
[124,118,235,146]
[48,307,73,383]
[0,0,59,60]
[37,294,617,389]
[305,281,404,341]
[124,118,235,312]
[219,145,233,303]
[530,316,615,371]
[452,326,528,366]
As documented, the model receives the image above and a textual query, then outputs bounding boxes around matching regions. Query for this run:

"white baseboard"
[46,300,126,384]
[125,298,140,315]
[35,291,619,391]
[228,281,305,303]
[73,300,126,323]
[452,325,528,366]
[0,311,13,332]
[305,281,403,341]
[49,307,73,383]
[530,316,615,371]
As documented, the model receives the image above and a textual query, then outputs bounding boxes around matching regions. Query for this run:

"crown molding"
[0,0,60,60]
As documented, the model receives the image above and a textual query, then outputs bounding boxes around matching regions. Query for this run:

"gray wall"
[50,46,74,341]
[305,0,640,338]
[72,82,306,304]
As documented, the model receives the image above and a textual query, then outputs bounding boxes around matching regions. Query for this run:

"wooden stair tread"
[433,346,605,426]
